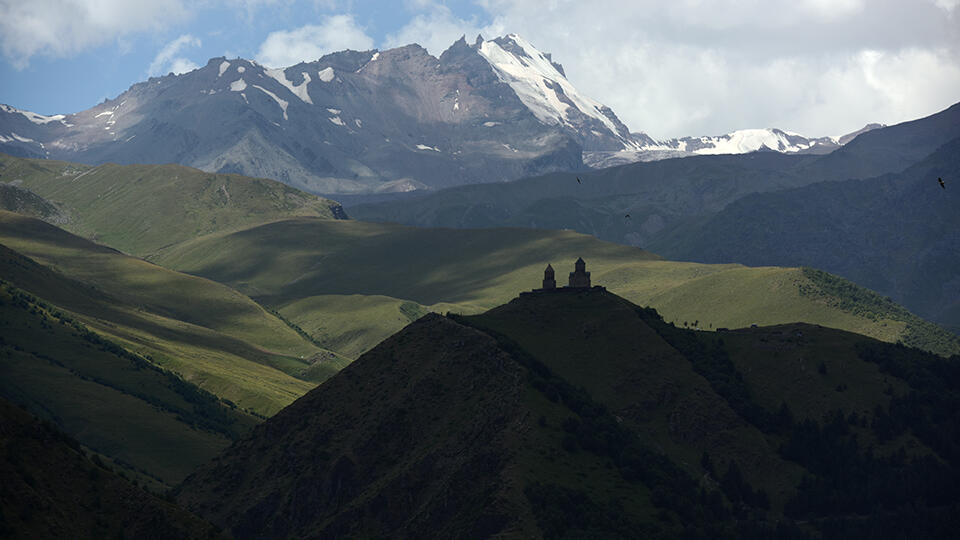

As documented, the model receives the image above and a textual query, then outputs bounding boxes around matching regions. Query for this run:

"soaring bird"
[624,214,631,220]
[939,177,946,189]
[576,176,582,184]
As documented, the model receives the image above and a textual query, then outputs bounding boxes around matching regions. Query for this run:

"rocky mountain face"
[0,35,640,194]
[1,33,878,194]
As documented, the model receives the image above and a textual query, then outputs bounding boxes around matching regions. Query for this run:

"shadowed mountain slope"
[0,270,255,486]
[178,290,960,539]
[652,137,960,334]
[0,397,219,539]
[349,102,960,244]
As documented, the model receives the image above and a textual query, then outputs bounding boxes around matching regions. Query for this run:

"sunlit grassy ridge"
[153,217,959,359]
[0,211,349,415]
[0,279,257,486]
[0,154,341,256]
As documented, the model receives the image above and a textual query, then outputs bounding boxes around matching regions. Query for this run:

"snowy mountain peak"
[0,104,68,126]
[475,34,633,149]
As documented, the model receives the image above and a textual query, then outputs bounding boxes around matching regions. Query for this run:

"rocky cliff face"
[0,35,642,194]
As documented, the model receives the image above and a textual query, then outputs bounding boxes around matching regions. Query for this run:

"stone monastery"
[529,258,605,293]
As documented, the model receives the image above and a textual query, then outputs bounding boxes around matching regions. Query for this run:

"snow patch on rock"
[1,104,67,125]
[265,68,313,104]
[230,78,247,92]
[218,61,230,77]
[318,67,335,82]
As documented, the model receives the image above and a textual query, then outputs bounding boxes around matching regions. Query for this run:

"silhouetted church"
[530,258,603,294]
[568,257,590,288]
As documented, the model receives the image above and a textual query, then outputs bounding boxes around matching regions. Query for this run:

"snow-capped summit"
[584,125,882,169]
[0,34,638,193]
[476,34,635,150]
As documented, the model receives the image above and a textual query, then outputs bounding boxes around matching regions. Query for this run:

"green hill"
[151,217,960,358]
[0,153,345,257]
[0,211,350,416]
[0,275,257,486]
[178,290,960,538]
[0,182,69,225]
[0,396,219,538]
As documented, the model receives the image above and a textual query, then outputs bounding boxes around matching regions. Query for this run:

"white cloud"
[148,34,202,76]
[383,3,487,55]
[0,0,189,68]
[932,0,960,12]
[435,0,960,138]
[254,15,374,67]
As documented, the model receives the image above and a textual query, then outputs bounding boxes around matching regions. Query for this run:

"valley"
[1,16,958,538]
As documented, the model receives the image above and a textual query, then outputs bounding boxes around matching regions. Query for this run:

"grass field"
[0,211,348,415]
[0,154,341,257]
[152,217,959,359]
[0,280,258,485]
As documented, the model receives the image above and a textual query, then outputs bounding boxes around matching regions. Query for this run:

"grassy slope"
[650,137,960,336]
[178,313,665,539]
[0,211,350,415]
[0,153,341,257]
[152,217,959,359]
[0,397,220,539]
[0,280,257,486]
[465,290,924,507]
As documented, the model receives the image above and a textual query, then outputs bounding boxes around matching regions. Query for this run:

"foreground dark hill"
[0,396,218,539]
[179,289,960,538]
[653,136,960,333]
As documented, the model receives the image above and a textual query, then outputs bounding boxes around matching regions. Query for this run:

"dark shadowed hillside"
[652,137,960,334]
[350,102,960,250]
[0,397,219,539]
[178,289,960,538]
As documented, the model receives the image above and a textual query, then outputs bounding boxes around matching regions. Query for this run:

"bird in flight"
[939,177,946,189]
[576,176,582,184]
[624,214,631,220]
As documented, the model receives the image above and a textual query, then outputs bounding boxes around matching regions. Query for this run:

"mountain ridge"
[1,34,879,194]
[177,288,960,538]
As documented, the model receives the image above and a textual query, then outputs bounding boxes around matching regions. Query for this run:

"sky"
[0,0,958,139]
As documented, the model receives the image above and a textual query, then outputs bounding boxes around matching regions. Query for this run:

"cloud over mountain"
[254,15,375,68]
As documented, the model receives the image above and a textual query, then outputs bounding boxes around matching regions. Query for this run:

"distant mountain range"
[1,34,875,194]
[352,101,960,334]
[585,124,884,169]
